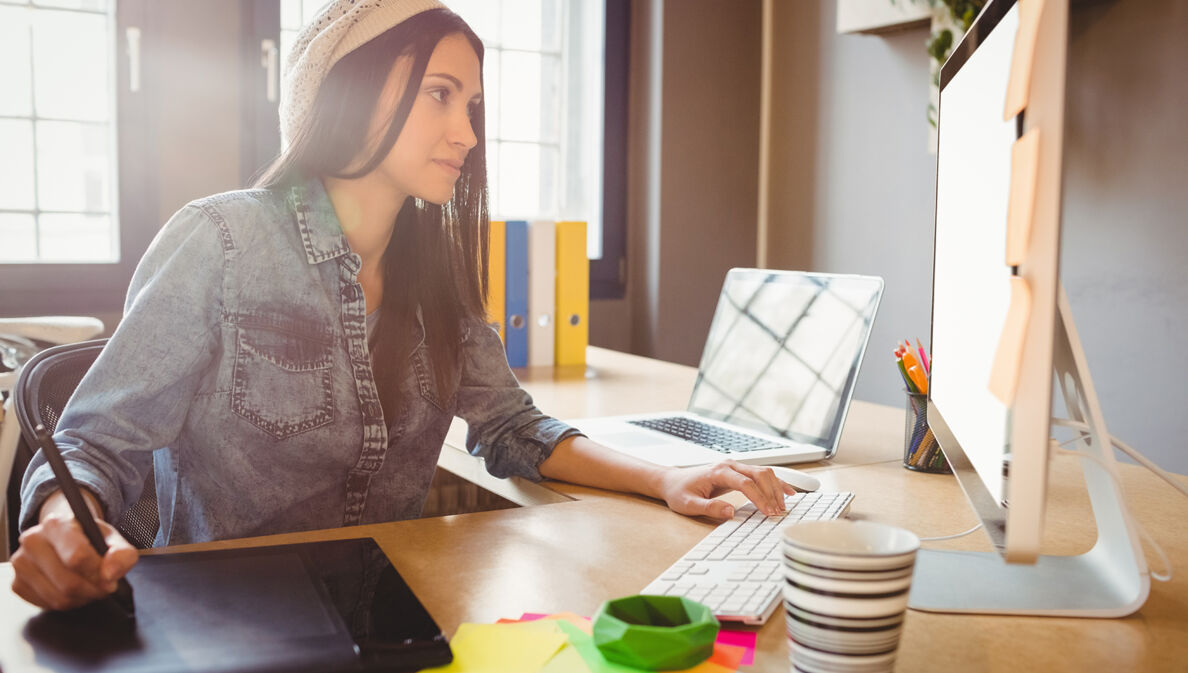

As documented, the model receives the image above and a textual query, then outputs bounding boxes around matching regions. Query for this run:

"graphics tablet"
[1,537,452,673]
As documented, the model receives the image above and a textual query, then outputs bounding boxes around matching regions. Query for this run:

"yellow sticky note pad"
[1003,0,1046,120]
[988,276,1033,405]
[1005,129,1041,266]
[539,643,592,673]
[422,621,569,673]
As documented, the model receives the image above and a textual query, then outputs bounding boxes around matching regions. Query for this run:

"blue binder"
[504,220,529,368]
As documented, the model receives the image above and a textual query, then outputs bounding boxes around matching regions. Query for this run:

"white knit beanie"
[281,0,447,146]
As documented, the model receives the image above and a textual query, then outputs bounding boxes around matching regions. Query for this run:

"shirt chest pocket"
[232,323,334,440]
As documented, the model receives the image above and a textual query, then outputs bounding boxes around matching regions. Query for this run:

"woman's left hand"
[657,459,797,520]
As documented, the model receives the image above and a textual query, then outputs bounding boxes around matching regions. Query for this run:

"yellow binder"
[487,220,506,342]
[554,221,588,366]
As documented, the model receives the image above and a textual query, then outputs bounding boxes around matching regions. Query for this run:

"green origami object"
[591,595,719,670]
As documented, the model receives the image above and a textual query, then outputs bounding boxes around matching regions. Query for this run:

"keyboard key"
[720,599,746,614]
[627,417,787,453]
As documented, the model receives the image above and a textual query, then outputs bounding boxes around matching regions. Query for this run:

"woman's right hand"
[10,489,138,611]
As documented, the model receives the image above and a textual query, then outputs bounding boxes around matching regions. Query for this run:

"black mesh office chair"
[7,339,159,552]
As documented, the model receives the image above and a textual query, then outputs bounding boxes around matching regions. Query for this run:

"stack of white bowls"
[781,520,920,673]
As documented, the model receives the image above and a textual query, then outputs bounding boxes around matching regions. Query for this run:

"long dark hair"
[255,8,488,421]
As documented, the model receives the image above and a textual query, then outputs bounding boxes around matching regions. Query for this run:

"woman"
[12,0,794,611]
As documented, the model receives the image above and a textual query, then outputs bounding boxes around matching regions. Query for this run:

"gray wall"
[1059,0,1188,472]
[153,0,244,224]
[591,0,763,364]
[767,0,937,416]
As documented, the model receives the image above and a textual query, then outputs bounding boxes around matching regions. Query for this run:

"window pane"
[33,9,110,121]
[499,143,538,217]
[486,142,501,216]
[539,144,558,216]
[0,213,37,262]
[280,0,301,30]
[280,30,298,78]
[499,143,558,217]
[500,52,559,143]
[31,0,109,10]
[36,120,112,212]
[449,0,500,45]
[501,0,561,52]
[484,50,501,141]
[0,7,33,117]
[300,1,323,25]
[39,212,113,262]
[0,119,36,210]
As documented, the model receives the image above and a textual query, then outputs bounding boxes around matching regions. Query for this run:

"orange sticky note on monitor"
[1003,0,1046,120]
[988,276,1033,405]
[1005,128,1041,266]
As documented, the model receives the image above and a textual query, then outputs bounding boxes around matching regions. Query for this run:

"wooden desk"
[2,348,1186,672]
[436,347,903,505]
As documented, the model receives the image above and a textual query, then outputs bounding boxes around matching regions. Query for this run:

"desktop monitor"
[909,0,1149,616]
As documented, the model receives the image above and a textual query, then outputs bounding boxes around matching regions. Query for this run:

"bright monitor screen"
[929,3,1020,507]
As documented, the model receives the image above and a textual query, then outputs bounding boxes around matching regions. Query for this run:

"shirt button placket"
[338,260,388,527]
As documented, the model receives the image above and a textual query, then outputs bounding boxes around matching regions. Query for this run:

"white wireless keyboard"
[642,491,854,625]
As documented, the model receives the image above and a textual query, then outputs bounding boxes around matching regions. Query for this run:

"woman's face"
[366,33,482,205]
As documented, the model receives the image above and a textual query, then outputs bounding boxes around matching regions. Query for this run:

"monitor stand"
[908,287,1150,617]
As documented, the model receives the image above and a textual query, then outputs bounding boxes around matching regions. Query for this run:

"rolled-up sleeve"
[453,321,583,481]
[19,204,225,532]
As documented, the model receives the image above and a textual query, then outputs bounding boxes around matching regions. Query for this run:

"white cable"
[1050,418,1188,499]
[1052,445,1173,583]
[914,433,1110,545]
[919,523,983,542]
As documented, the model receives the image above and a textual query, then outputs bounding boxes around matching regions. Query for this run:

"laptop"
[571,269,884,467]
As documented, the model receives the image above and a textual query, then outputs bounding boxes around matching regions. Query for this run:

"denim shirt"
[19,178,581,545]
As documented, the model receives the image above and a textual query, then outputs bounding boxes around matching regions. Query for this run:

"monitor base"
[909,543,1148,617]
[909,287,1150,617]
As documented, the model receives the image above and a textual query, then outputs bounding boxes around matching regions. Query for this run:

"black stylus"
[33,424,136,619]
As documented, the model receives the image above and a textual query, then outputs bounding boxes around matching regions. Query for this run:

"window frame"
[240,2,282,187]
[591,0,628,300]
[0,0,158,316]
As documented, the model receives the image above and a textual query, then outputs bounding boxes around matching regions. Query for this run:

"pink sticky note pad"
[716,630,757,666]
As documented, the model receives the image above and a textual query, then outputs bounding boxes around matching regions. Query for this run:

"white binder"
[527,220,556,367]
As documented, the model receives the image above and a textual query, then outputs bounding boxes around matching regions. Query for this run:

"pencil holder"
[903,392,950,473]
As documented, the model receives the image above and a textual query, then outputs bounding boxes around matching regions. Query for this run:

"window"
[449,0,604,260]
[0,0,119,264]
[0,1,271,315]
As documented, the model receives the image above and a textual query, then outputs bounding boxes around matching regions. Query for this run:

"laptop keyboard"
[643,491,854,625]
[628,416,786,453]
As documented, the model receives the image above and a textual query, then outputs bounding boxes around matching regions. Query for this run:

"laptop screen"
[687,269,883,450]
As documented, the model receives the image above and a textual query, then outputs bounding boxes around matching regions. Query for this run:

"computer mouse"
[766,465,820,492]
